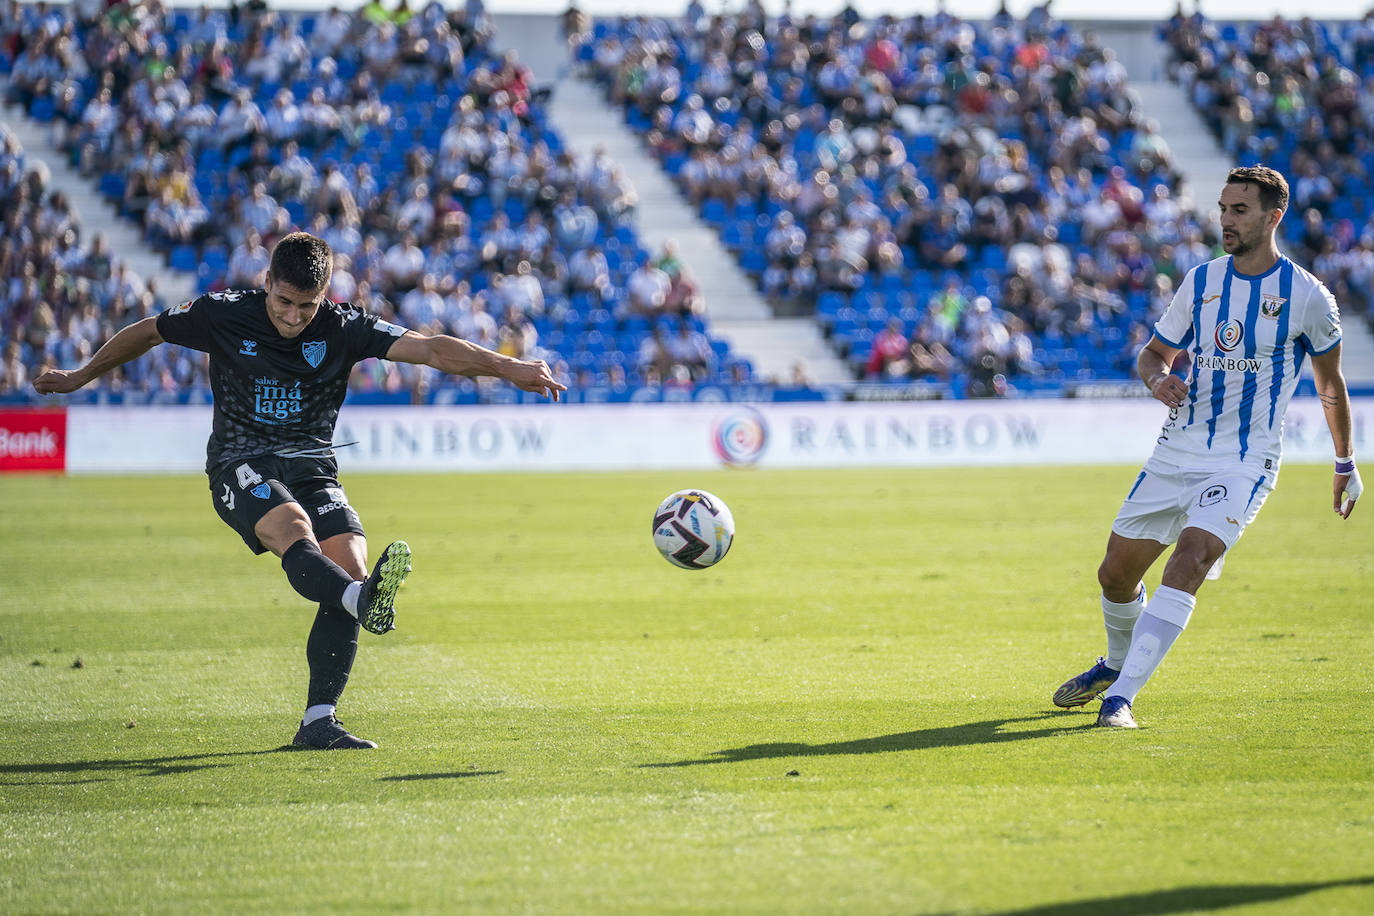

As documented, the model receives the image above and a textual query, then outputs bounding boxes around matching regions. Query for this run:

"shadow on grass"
[0,778,114,786]
[943,876,1374,916]
[379,771,503,782]
[643,713,1093,768]
[0,747,294,779]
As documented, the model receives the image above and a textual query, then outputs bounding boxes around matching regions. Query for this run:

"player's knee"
[255,508,315,556]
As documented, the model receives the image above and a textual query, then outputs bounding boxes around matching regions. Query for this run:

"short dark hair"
[1226,166,1289,213]
[268,232,333,292]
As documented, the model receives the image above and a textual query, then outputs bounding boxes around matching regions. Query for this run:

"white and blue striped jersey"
[1151,254,1342,473]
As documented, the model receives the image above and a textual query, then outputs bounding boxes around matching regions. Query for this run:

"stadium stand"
[580,8,1218,394]
[0,122,199,399]
[0,0,758,405]
[3,3,1370,403]
[1159,11,1374,328]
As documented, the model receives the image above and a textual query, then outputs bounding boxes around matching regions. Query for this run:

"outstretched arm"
[385,331,566,401]
[32,316,164,394]
[1310,343,1359,519]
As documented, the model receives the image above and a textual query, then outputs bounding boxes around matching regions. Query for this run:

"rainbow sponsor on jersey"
[1195,354,1263,372]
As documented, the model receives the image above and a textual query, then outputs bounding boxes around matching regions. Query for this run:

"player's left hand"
[509,358,567,402]
[1334,465,1361,519]
[32,368,86,395]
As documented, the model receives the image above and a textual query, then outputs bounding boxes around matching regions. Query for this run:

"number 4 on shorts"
[235,463,263,488]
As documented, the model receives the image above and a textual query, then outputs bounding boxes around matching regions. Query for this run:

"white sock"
[1104,585,1196,704]
[341,581,361,617]
[302,704,335,726]
[1102,584,1147,670]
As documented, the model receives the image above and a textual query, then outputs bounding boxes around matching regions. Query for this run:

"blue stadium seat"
[202,245,229,271]
[878,271,905,294]
[864,307,890,330]
[830,309,860,343]
[98,172,125,200]
[701,198,728,226]
[586,308,615,332]
[739,247,767,276]
[576,330,608,354]
[854,290,885,313]
[816,290,846,320]
[908,134,937,155]
[721,222,748,251]
[978,246,1007,271]
[169,245,199,272]
[598,350,628,371]
[567,291,595,316]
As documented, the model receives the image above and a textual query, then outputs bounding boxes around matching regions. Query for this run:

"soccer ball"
[652,489,735,570]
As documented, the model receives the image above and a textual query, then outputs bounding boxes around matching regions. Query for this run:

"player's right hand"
[1149,374,1187,410]
[32,369,86,395]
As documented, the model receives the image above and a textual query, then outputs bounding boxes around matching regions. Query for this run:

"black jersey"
[156,289,409,471]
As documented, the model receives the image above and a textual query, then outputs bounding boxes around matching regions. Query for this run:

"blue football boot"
[1052,657,1120,708]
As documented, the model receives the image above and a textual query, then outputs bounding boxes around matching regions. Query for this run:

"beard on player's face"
[1222,230,1251,256]
[1221,215,1269,259]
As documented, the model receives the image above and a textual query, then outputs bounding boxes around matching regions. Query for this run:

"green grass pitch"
[2,465,1371,914]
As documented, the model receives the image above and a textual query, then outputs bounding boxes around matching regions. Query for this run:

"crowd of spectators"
[1160,10,1374,327]
[10,1,1368,401]
[0,123,199,398]
[582,4,1229,393]
[0,0,747,403]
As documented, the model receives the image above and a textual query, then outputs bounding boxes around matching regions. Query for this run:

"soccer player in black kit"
[34,233,565,749]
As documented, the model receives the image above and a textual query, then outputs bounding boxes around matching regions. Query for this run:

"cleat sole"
[1051,659,1120,709]
[1052,687,1098,708]
[360,541,411,635]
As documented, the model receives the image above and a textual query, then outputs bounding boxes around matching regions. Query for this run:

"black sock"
[280,538,355,608]
[306,602,360,708]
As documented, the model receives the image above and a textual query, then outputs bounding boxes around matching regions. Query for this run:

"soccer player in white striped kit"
[1053,166,1362,727]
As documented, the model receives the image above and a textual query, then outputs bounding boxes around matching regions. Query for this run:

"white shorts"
[1112,457,1274,572]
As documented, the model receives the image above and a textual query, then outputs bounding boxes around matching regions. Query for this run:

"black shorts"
[208,454,365,555]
